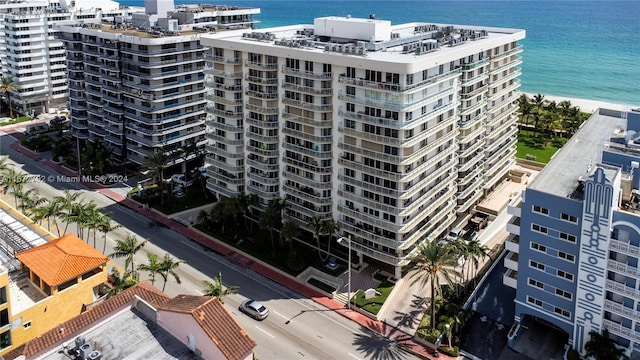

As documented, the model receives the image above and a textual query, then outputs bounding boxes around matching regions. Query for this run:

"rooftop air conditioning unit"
[88,350,102,360]
[79,343,93,359]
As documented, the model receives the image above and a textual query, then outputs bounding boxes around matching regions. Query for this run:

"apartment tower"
[56,0,259,168]
[0,0,140,115]
[505,108,640,357]
[201,16,525,278]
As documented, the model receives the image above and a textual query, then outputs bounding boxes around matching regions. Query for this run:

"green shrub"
[551,137,568,147]
[438,345,459,357]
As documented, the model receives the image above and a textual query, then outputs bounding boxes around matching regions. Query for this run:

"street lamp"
[337,235,352,310]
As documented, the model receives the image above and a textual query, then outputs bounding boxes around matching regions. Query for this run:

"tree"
[408,241,461,330]
[465,239,490,287]
[108,268,139,296]
[158,253,184,291]
[0,76,16,118]
[34,198,63,235]
[584,329,629,360]
[109,234,147,276]
[310,216,327,261]
[0,156,10,173]
[280,220,300,251]
[138,253,163,286]
[201,272,239,303]
[54,189,81,234]
[1,168,25,207]
[144,149,167,206]
[517,93,533,127]
[259,205,279,257]
[97,213,120,254]
[531,93,546,131]
[16,188,45,219]
[196,209,210,229]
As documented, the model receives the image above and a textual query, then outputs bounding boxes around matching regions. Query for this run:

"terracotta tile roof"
[157,295,256,360]
[3,281,170,360]
[15,233,109,286]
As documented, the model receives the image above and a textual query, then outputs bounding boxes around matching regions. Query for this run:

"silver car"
[239,299,269,320]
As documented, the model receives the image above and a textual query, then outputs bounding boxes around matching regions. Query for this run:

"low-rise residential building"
[506,108,640,357]
[201,15,525,278]
[3,282,257,360]
[0,230,108,356]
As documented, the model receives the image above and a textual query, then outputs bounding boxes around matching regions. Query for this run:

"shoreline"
[524,92,633,114]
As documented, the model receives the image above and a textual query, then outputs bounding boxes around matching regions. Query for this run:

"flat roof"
[202,16,525,67]
[39,306,201,360]
[530,109,627,197]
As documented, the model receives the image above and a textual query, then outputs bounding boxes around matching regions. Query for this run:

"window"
[561,213,578,223]
[0,287,5,305]
[528,278,543,289]
[555,288,572,300]
[554,307,571,318]
[532,224,548,234]
[558,251,575,262]
[530,260,545,271]
[531,242,546,253]
[0,330,10,350]
[559,232,577,243]
[557,270,574,281]
[527,296,543,307]
[533,205,549,215]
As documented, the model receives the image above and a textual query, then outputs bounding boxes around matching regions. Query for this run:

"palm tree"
[97,213,120,254]
[517,94,533,128]
[35,198,63,235]
[109,234,147,276]
[137,253,163,285]
[201,272,239,303]
[1,168,25,207]
[144,149,167,206]
[55,189,81,234]
[226,196,244,239]
[108,268,139,296]
[466,239,490,287]
[0,76,16,118]
[209,200,228,234]
[158,253,184,291]
[0,156,10,173]
[584,329,629,360]
[196,209,210,229]
[408,241,461,330]
[532,93,546,131]
[16,188,45,219]
[310,216,326,261]
[280,220,300,251]
[259,205,279,257]
[320,218,339,259]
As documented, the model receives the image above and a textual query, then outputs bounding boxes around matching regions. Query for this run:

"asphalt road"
[0,131,419,360]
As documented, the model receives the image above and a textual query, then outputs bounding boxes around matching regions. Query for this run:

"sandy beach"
[524,93,634,114]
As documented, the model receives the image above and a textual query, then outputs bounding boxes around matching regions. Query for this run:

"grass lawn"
[351,280,394,315]
[516,130,562,163]
[0,116,32,127]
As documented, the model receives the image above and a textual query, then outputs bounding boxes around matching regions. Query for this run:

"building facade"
[56,0,259,168]
[506,108,640,357]
[201,16,525,278]
[0,0,140,115]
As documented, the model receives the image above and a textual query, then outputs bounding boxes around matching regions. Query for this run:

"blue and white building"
[506,107,640,357]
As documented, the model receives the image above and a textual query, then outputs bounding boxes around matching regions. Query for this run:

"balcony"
[608,259,640,277]
[505,234,520,253]
[282,98,332,112]
[281,66,332,79]
[609,239,640,257]
[504,251,518,271]
[602,319,638,342]
[604,300,638,321]
[503,269,518,289]
[605,280,640,299]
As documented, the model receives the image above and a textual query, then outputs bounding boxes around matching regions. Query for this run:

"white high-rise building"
[0,0,140,115]
[56,0,259,169]
[201,16,525,277]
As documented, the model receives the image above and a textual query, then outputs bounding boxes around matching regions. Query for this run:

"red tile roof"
[3,282,170,360]
[157,295,256,360]
[16,233,108,286]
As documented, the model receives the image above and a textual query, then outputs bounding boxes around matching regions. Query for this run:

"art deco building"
[201,16,524,278]
[0,0,141,115]
[505,108,640,357]
[56,0,259,168]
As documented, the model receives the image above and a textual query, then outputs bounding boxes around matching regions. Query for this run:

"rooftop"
[5,283,256,360]
[203,15,525,66]
[530,109,628,198]
[16,233,108,287]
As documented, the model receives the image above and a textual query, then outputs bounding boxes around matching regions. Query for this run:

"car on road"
[239,299,269,320]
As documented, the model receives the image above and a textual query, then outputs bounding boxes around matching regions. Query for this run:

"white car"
[239,299,269,320]
[171,174,193,187]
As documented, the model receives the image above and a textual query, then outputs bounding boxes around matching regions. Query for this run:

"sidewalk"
[7,139,452,360]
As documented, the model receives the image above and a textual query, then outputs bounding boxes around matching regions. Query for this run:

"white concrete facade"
[201,16,525,277]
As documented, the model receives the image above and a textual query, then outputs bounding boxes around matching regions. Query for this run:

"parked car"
[171,174,193,187]
[239,299,269,320]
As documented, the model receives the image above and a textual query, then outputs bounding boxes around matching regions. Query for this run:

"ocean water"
[120,0,640,106]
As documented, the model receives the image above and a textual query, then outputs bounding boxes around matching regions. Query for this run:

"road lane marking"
[348,353,361,360]
[255,326,275,338]
[273,310,288,320]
